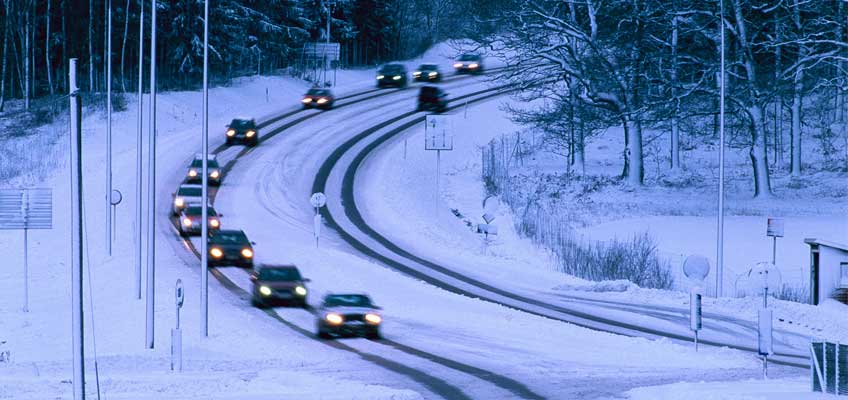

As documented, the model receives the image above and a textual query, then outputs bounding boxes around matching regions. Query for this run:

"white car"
[171,184,203,216]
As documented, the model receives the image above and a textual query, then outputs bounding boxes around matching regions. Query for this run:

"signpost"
[758,308,773,379]
[766,217,783,269]
[0,188,53,312]
[424,115,453,216]
[110,189,122,243]
[682,255,709,351]
[311,193,327,248]
[171,279,184,372]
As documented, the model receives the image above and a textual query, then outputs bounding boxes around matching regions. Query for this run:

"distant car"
[250,265,310,308]
[413,64,442,82]
[316,293,382,340]
[172,184,203,215]
[225,118,258,146]
[417,86,448,113]
[185,154,221,186]
[177,204,220,236]
[208,229,254,268]
[453,53,483,74]
[301,88,335,110]
[376,64,408,88]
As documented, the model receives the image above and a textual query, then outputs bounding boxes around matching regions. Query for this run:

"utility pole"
[106,0,113,256]
[201,0,210,338]
[716,0,726,298]
[69,58,86,400]
[135,0,144,300]
[146,0,157,350]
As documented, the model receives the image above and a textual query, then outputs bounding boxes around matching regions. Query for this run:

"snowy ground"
[0,42,824,399]
[626,376,831,400]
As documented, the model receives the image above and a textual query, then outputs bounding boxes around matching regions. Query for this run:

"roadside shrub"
[774,284,810,304]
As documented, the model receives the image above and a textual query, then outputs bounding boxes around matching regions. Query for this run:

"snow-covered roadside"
[625,376,829,400]
[0,73,429,399]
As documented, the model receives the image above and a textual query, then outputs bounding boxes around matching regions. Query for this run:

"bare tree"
[120,0,129,91]
[23,0,30,110]
[45,0,54,95]
[0,0,9,111]
[89,0,94,92]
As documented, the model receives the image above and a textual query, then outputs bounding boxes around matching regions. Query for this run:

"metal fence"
[812,341,848,395]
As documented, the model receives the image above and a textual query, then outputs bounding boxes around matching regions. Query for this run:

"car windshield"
[211,231,246,244]
[190,159,220,168]
[307,88,330,96]
[178,187,202,196]
[185,206,217,216]
[229,119,255,129]
[380,65,404,73]
[419,64,437,71]
[323,294,373,308]
[258,268,302,281]
[457,54,479,61]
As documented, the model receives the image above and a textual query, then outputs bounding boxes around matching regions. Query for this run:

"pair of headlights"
[188,170,220,178]
[302,97,330,104]
[258,285,306,297]
[226,129,256,137]
[182,218,219,227]
[325,313,381,325]
[210,247,252,259]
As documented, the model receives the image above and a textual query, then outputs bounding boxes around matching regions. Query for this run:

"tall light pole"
[146,0,157,349]
[716,0,726,297]
[69,57,86,400]
[135,0,144,300]
[106,0,113,256]
[200,0,210,338]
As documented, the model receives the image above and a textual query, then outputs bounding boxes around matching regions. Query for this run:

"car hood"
[211,243,249,252]
[256,280,303,290]
[322,306,378,314]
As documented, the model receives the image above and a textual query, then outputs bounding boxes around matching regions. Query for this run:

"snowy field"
[0,42,827,399]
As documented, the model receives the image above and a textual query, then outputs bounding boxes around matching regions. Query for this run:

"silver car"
[316,293,382,339]
[172,184,203,215]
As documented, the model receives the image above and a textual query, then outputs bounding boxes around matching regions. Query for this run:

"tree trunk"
[89,0,95,92]
[749,104,772,197]
[0,0,8,111]
[790,70,803,177]
[838,0,845,123]
[773,10,782,169]
[576,118,586,174]
[670,12,680,170]
[60,0,66,92]
[626,117,644,185]
[23,0,29,110]
[120,0,129,91]
[45,0,54,95]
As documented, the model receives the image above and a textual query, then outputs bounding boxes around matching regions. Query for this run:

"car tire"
[317,331,332,340]
[366,330,381,340]
[251,298,265,308]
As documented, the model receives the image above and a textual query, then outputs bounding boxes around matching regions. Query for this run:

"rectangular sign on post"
[0,189,52,230]
[758,308,773,356]
[424,115,453,151]
[690,291,702,331]
[766,218,784,238]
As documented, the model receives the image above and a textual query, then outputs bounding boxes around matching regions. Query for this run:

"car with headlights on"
[171,184,203,215]
[185,154,222,186]
[316,293,382,340]
[413,63,442,82]
[376,63,408,88]
[177,204,221,236]
[301,88,335,110]
[453,53,483,74]
[250,264,310,308]
[208,229,254,268]
[225,118,258,146]
[417,86,448,113]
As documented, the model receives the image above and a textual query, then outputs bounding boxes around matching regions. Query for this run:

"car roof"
[323,292,371,298]
[257,264,299,270]
[231,117,254,122]
[194,153,217,161]
[183,205,217,214]
[213,229,245,235]
[179,184,203,189]
[419,63,438,68]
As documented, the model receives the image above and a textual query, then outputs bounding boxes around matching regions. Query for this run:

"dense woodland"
[475,0,848,196]
[0,0,473,108]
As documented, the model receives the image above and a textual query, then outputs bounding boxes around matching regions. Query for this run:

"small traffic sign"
[310,192,327,208]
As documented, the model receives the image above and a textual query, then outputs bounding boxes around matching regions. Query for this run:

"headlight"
[294,285,307,296]
[188,169,198,177]
[413,71,421,76]
[259,286,272,296]
[453,63,463,68]
[325,313,343,325]
[365,313,382,325]
[241,248,253,258]
[226,129,235,137]
[317,98,328,104]
[182,218,192,227]
[301,98,312,103]
[469,63,478,69]
[174,198,184,207]
[376,75,385,79]
[392,75,401,80]
[210,170,220,179]
[210,248,223,258]
[209,219,220,228]
[429,72,438,77]
[246,130,256,137]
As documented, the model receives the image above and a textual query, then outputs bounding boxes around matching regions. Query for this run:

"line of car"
[170,113,387,339]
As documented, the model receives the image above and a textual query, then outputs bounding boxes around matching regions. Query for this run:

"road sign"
[766,217,784,237]
[682,255,710,282]
[310,192,327,208]
[110,189,123,205]
[477,223,498,236]
[689,288,703,331]
[424,115,453,151]
[0,189,52,229]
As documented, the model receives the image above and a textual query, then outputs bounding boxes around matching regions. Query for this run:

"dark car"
[172,184,203,215]
[225,118,258,146]
[316,293,382,340]
[208,229,254,268]
[376,64,408,88]
[185,154,222,186]
[250,265,310,308]
[178,204,221,236]
[453,53,483,74]
[301,88,335,109]
[417,86,448,113]
[413,64,442,82]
